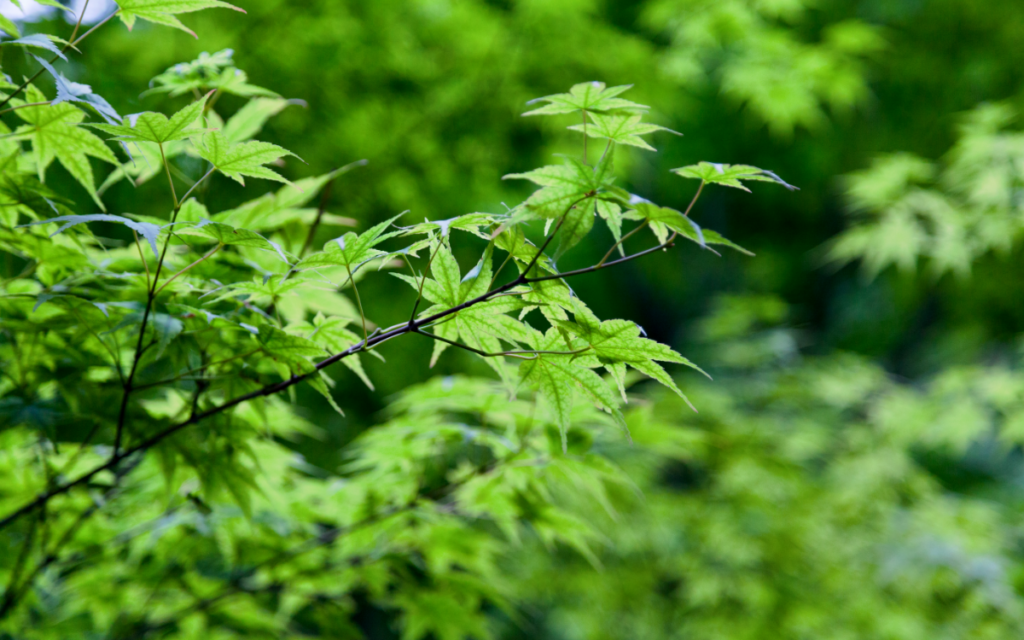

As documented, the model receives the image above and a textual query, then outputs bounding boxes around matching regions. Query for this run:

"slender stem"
[408,239,443,324]
[344,264,368,343]
[414,327,589,360]
[178,168,215,204]
[299,178,335,258]
[112,154,194,457]
[158,143,179,209]
[68,0,91,46]
[154,244,222,296]
[72,9,120,48]
[0,102,49,116]
[132,230,152,290]
[597,219,648,268]
[683,181,705,217]
[526,234,677,284]
[581,109,588,163]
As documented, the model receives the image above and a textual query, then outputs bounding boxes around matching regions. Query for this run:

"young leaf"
[179,218,292,264]
[568,112,680,152]
[13,86,118,210]
[558,299,708,409]
[194,131,297,186]
[629,202,754,255]
[145,50,277,98]
[295,314,377,390]
[393,243,529,379]
[117,0,246,38]
[672,162,798,192]
[524,82,649,117]
[89,93,210,143]
[518,327,626,451]
[294,214,404,271]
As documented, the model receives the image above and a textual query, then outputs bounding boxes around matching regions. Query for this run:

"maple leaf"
[13,86,117,210]
[292,313,381,391]
[176,218,292,265]
[568,112,680,152]
[194,130,297,186]
[393,243,529,387]
[89,93,210,144]
[672,162,798,192]
[557,299,708,410]
[518,327,627,452]
[628,202,754,256]
[116,0,246,39]
[504,153,624,257]
[294,214,405,272]
[523,82,648,117]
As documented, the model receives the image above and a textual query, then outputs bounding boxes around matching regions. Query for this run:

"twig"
[154,243,222,296]
[413,327,591,360]
[0,102,49,116]
[298,159,367,258]
[132,230,152,290]
[408,238,444,324]
[344,263,368,342]
[597,219,648,268]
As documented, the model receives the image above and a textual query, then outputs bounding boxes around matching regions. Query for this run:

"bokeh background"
[5,0,1024,637]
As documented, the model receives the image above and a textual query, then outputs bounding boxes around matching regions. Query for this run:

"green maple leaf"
[203,274,305,305]
[400,213,497,237]
[394,243,530,385]
[13,86,117,210]
[145,50,278,98]
[523,82,648,117]
[176,218,292,265]
[672,162,798,192]
[292,313,381,391]
[194,130,297,186]
[117,0,245,38]
[256,325,346,416]
[89,93,210,143]
[568,112,680,152]
[294,214,405,272]
[628,202,754,256]
[505,157,611,219]
[504,154,624,257]
[557,299,707,410]
[518,327,626,452]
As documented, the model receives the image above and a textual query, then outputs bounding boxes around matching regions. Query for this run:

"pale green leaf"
[568,112,679,151]
[117,0,245,38]
[194,130,296,186]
